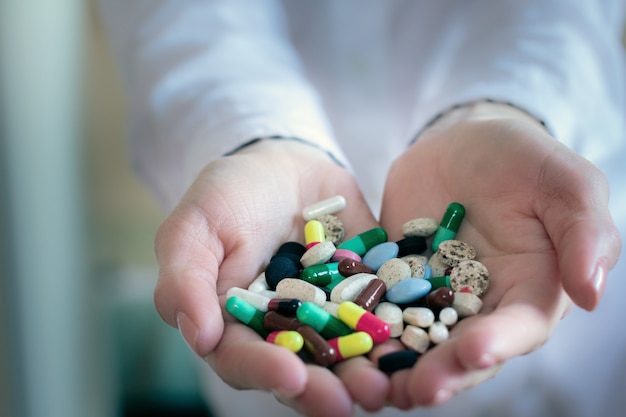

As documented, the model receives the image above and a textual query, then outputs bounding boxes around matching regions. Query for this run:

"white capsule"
[226,287,271,312]
[248,272,269,293]
[428,321,449,344]
[439,307,458,326]
[375,302,404,338]
[401,325,430,353]
[302,195,346,221]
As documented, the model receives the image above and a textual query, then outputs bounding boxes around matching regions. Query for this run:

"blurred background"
[0,1,212,416]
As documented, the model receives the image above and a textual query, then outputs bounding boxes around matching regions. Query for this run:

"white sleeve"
[407,0,626,162]
[97,0,345,211]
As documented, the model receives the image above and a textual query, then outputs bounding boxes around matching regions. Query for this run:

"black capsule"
[378,350,419,373]
[396,236,427,256]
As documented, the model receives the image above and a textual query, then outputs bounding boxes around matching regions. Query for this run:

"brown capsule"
[353,278,387,312]
[263,311,302,331]
[338,258,376,277]
[297,325,337,367]
[425,287,455,310]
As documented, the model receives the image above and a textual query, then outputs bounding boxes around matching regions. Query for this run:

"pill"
[226,287,271,312]
[271,241,307,263]
[425,287,455,310]
[322,301,340,317]
[323,272,347,291]
[432,202,465,252]
[331,249,362,263]
[353,278,386,311]
[428,321,449,344]
[374,302,404,338]
[403,307,435,328]
[329,273,377,304]
[400,254,428,278]
[337,258,375,277]
[337,301,390,344]
[267,298,302,316]
[385,278,432,304]
[304,220,326,248]
[376,258,412,288]
[424,275,451,290]
[337,227,388,256]
[423,264,433,279]
[266,330,304,352]
[402,217,439,237]
[427,252,449,277]
[302,195,347,221]
[327,332,373,361]
[265,256,301,290]
[437,240,477,267]
[225,296,269,338]
[439,307,458,326]
[378,350,419,373]
[296,302,354,339]
[401,325,430,353]
[263,311,303,331]
[362,242,399,271]
[451,291,483,318]
[258,289,277,299]
[396,236,427,257]
[248,272,270,293]
[316,214,345,245]
[300,241,336,268]
[276,278,326,306]
[300,262,341,287]
[296,325,337,367]
[449,259,490,297]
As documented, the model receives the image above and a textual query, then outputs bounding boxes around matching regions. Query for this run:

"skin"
[153,102,621,416]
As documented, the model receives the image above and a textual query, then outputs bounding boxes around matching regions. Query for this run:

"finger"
[274,365,354,417]
[536,153,622,310]
[205,324,309,399]
[332,356,390,412]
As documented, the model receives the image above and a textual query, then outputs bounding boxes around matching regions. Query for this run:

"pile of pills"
[224,196,489,372]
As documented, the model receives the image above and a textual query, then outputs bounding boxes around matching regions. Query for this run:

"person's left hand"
[370,102,621,408]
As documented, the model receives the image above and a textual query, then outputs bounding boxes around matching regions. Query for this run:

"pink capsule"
[337,301,390,344]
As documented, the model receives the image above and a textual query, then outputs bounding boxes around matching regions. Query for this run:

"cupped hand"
[153,139,390,417]
[377,103,622,408]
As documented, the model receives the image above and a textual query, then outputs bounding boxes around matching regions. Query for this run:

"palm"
[378,117,614,406]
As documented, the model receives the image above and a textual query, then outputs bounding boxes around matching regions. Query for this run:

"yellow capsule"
[304,220,326,247]
[327,332,373,360]
[266,330,304,353]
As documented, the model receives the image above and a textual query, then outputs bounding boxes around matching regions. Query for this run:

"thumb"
[537,153,621,311]
[154,206,225,356]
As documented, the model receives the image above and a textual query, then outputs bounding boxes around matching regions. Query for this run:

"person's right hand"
[152,139,390,417]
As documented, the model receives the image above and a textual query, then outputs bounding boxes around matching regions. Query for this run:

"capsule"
[327,332,373,361]
[431,202,465,252]
[302,195,346,221]
[225,296,269,337]
[226,287,271,312]
[300,262,341,287]
[296,302,353,339]
[337,301,390,344]
[267,298,302,316]
[266,330,304,352]
[424,275,451,290]
[297,325,337,367]
[263,311,303,331]
[352,278,386,312]
[304,220,325,248]
[337,227,388,256]
[378,350,419,373]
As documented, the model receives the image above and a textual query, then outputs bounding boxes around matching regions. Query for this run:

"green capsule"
[300,262,341,287]
[297,302,353,339]
[225,296,268,337]
[424,275,451,290]
[431,202,465,252]
[337,227,388,256]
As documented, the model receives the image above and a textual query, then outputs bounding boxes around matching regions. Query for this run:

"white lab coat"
[99,1,626,416]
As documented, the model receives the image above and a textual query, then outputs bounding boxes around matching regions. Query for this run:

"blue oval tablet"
[385,278,432,304]
[362,242,399,271]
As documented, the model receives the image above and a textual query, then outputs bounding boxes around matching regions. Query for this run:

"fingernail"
[177,312,199,354]
[591,258,608,297]
[432,389,452,405]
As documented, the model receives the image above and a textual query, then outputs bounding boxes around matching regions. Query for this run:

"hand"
[153,139,390,416]
[376,102,622,407]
